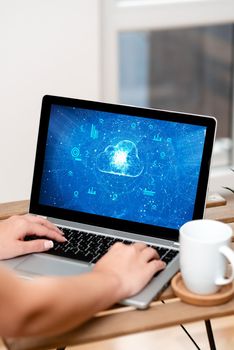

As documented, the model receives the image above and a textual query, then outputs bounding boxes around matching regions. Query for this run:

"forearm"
[0,242,164,337]
[0,269,122,337]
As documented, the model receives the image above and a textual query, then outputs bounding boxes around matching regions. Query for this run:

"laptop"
[2,95,216,309]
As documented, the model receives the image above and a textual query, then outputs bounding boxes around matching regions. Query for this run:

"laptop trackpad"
[16,254,91,276]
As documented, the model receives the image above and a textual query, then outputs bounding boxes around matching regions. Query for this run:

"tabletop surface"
[1,193,234,350]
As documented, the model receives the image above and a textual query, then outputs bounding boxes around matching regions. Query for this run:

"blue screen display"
[39,105,207,229]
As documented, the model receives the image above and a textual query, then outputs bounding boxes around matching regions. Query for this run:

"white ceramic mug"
[179,219,234,295]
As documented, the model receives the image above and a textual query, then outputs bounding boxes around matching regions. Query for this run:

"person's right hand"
[93,242,166,300]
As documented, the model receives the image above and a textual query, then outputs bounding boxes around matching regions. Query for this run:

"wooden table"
[1,194,234,350]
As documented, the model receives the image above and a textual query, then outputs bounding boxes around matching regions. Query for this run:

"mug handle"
[215,246,234,286]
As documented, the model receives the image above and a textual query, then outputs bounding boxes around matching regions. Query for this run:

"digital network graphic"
[39,104,207,230]
[97,140,144,177]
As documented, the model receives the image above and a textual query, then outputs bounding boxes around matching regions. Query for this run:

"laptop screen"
[30,95,216,240]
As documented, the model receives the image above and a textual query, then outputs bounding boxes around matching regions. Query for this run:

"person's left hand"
[0,214,66,260]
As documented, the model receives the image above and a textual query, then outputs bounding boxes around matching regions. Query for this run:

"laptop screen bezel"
[30,95,216,242]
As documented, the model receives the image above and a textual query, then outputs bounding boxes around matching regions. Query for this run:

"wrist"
[90,270,126,304]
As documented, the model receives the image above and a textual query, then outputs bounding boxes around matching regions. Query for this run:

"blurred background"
[1,0,234,202]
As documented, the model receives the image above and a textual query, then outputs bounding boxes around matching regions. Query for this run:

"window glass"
[119,24,234,166]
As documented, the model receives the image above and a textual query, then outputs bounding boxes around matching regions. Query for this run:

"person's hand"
[93,242,166,299]
[0,214,66,260]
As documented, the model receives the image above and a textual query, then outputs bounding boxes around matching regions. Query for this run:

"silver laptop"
[2,95,216,309]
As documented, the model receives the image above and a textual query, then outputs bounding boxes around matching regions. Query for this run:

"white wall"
[0,0,101,203]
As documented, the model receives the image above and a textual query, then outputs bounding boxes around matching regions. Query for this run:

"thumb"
[21,240,54,254]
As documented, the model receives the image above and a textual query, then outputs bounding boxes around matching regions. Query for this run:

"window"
[101,0,234,167]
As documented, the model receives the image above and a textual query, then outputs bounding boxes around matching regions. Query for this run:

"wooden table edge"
[3,297,234,350]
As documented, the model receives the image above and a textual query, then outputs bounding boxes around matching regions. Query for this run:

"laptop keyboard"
[25,227,179,268]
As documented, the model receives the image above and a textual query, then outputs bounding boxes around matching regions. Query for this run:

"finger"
[25,215,63,234]
[141,247,160,261]
[18,240,54,255]
[147,259,166,279]
[132,242,147,251]
[25,223,66,242]
[107,242,125,254]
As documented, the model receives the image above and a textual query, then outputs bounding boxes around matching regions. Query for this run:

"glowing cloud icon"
[97,140,144,177]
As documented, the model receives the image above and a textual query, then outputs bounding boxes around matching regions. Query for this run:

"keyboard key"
[161,250,179,264]
[123,240,132,245]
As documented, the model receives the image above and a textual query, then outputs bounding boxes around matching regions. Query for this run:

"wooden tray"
[171,273,234,306]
